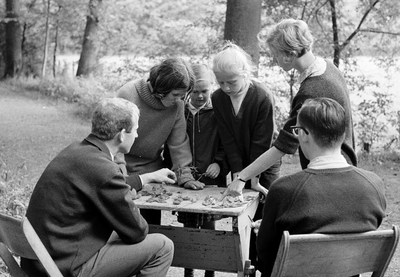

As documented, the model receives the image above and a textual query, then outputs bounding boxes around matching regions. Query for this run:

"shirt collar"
[298,57,327,84]
[187,101,206,115]
[308,154,349,169]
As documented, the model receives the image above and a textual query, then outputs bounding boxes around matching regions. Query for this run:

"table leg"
[232,198,259,277]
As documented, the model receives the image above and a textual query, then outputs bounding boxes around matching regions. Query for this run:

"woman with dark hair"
[116,58,205,224]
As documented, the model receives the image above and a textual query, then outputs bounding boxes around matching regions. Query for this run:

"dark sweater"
[185,101,227,186]
[21,134,147,277]
[212,80,278,188]
[256,166,386,276]
[273,60,357,168]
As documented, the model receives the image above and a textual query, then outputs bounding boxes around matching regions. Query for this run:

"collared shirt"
[308,154,349,169]
[187,100,207,115]
[298,56,327,85]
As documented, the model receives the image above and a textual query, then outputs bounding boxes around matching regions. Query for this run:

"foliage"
[0,161,32,218]
[258,0,400,151]
[355,90,395,150]
[99,0,226,57]
[1,0,400,150]
[341,55,400,151]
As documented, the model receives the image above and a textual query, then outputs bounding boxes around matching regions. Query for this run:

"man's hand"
[140,168,176,185]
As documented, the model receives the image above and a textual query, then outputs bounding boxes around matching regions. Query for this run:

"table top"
[133,183,259,216]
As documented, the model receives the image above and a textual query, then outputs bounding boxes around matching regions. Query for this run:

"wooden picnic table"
[134,183,259,277]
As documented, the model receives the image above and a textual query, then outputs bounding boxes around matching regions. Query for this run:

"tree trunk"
[329,0,341,67]
[76,0,103,77]
[329,0,381,68]
[41,0,51,78]
[224,0,262,72]
[53,4,62,78]
[4,0,22,78]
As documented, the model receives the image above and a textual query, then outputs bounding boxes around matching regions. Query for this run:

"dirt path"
[0,84,90,185]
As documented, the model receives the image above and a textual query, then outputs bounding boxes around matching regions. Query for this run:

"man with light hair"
[22,98,176,277]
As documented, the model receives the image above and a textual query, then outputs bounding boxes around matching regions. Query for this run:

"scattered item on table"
[135,184,256,208]
[138,183,173,203]
[202,194,255,209]
[202,195,218,206]
[172,192,200,205]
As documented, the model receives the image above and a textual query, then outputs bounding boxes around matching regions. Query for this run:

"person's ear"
[117,129,125,143]
[283,53,296,64]
[283,56,292,63]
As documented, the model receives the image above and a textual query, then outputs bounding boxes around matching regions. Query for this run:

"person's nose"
[221,84,230,91]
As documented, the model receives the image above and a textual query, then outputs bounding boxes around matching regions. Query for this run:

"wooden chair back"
[22,216,63,277]
[271,225,399,277]
[0,213,63,277]
[0,213,36,277]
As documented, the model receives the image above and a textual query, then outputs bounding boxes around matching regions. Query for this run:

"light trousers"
[78,232,174,277]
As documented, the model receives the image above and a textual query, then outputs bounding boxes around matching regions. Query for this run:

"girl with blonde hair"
[212,42,281,275]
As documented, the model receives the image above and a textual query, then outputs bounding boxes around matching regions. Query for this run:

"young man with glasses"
[254,98,386,277]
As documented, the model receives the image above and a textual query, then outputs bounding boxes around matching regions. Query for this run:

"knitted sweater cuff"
[273,129,299,155]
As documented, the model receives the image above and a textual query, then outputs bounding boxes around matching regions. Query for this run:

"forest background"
[0,0,400,276]
[1,0,400,152]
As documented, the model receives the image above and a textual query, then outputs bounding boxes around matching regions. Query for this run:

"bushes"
[4,55,400,153]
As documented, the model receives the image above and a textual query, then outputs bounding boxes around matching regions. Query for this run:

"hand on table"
[176,166,205,190]
[220,177,246,201]
[220,176,268,201]
[183,180,205,190]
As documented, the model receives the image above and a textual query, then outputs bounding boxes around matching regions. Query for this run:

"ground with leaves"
[0,83,399,277]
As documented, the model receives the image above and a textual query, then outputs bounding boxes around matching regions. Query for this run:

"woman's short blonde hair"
[265,19,314,57]
[212,41,256,79]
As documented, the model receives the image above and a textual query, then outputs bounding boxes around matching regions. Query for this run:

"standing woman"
[211,42,281,275]
[223,18,357,199]
[116,58,205,224]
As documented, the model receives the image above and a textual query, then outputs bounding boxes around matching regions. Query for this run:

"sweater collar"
[136,79,167,110]
[298,57,327,84]
[308,154,349,169]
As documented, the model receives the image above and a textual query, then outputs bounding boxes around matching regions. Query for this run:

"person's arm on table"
[221,147,285,199]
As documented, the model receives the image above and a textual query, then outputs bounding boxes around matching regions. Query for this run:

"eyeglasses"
[290,125,309,136]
